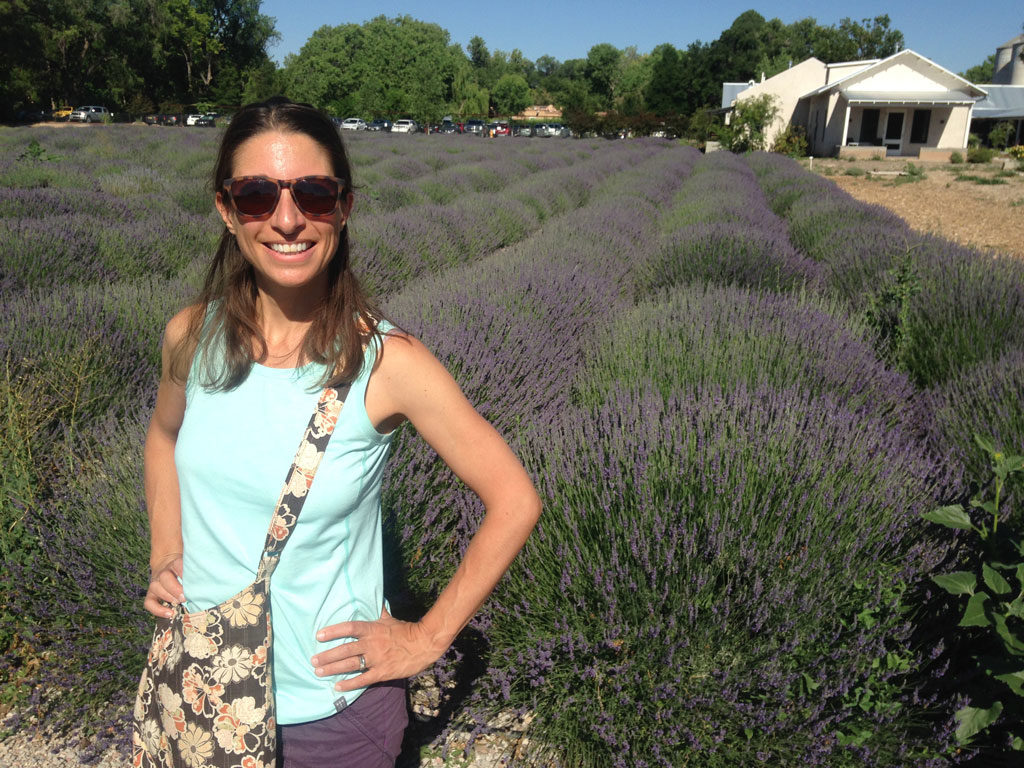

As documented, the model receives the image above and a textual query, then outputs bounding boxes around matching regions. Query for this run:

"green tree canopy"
[281,15,466,122]
[492,73,531,119]
[962,54,996,84]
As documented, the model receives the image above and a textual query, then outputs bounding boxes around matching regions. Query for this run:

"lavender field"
[2,126,1024,767]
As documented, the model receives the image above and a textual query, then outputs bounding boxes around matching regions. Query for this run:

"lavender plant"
[578,283,930,436]
[484,382,956,767]
[926,348,1024,507]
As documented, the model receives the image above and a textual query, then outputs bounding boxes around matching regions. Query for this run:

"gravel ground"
[810,157,1024,259]
[0,678,533,767]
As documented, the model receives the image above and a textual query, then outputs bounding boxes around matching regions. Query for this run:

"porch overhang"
[841,90,977,107]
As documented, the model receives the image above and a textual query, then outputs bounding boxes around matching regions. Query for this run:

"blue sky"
[262,0,1021,78]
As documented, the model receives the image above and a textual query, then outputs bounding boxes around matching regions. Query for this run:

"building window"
[910,109,931,144]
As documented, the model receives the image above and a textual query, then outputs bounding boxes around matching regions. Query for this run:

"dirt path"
[808,159,1024,259]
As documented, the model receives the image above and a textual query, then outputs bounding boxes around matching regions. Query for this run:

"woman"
[143,98,541,766]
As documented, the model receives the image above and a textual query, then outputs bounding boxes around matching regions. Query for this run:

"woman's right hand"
[144,554,185,618]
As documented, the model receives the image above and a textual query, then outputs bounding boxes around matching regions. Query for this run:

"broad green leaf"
[955,701,1003,743]
[994,669,1024,696]
[801,672,820,692]
[960,592,991,627]
[983,563,1012,595]
[1008,596,1024,619]
[1013,736,1023,751]
[996,453,1024,473]
[969,498,997,516]
[932,571,976,596]
[974,434,996,454]
[922,505,973,530]
[993,614,1024,653]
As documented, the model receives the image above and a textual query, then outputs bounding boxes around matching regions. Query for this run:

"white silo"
[994,34,1024,84]
[1012,39,1024,85]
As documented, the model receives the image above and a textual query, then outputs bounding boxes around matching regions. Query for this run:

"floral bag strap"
[255,384,349,582]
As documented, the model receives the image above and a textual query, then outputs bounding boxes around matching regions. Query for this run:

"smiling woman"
[134,97,541,768]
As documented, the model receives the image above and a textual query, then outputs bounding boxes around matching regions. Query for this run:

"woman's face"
[215,129,352,297]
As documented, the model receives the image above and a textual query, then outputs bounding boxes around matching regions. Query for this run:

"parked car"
[464,119,485,135]
[143,113,181,126]
[52,105,74,121]
[513,124,532,137]
[188,114,216,127]
[69,106,110,123]
[367,119,392,132]
[547,122,570,137]
[437,121,459,134]
[391,119,418,133]
[340,117,366,130]
[492,122,510,136]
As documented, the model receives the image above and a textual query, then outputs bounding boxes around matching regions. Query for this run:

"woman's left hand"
[312,607,446,692]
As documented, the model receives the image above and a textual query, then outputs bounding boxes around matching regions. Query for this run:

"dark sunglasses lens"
[231,179,278,216]
[292,178,339,215]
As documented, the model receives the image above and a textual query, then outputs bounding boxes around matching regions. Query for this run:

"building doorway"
[859,109,880,144]
[884,111,905,155]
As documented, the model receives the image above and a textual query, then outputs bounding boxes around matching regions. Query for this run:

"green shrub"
[967,146,995,164]
[988,121,1015,150]
[922,437,1024,753]
[950,150,964,164]
[771,125,808,157]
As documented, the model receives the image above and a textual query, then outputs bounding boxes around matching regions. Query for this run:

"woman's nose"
[271,187,304,230]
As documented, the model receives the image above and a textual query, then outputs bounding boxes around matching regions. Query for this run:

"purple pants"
[279,680,408,767]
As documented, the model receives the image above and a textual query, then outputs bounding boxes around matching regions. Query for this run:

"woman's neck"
[254,281,328,368]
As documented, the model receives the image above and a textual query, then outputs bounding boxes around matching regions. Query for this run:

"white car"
[69,106,110,123]
[391,119,418,134]
[340,117,366,130]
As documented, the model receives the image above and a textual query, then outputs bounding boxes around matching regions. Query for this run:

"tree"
[467,35,489,68]
[492,73,530,122]
[282,16,467,122]
[584,43,622,109]
[720,93,779,152]
[645,44,686,116]
[962,54,995,84]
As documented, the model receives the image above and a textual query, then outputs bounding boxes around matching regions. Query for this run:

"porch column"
[962,105,974,149]
[840,104,851,147]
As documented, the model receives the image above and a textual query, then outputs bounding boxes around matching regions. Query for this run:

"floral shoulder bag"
[132,385,347,768]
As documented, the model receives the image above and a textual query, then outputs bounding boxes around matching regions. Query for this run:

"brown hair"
[171,97,384,390]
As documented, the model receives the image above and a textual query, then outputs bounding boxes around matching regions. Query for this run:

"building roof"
[997,34,1024,49]
[801,49,986,101]
[721,82,752,109]
[972,84,1024,119]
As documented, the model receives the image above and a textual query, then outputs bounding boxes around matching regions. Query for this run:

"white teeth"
[268,242,311,254]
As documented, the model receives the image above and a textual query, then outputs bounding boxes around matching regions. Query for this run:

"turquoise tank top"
[175,320,394,724]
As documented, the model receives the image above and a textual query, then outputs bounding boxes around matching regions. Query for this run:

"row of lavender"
[2,127,1019,765]
[743,152,1024,504]
[376,149,1013,766]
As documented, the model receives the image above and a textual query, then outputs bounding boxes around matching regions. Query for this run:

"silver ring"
[358,654,367,672]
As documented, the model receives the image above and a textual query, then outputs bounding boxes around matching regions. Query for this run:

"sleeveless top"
[175,319,394,724]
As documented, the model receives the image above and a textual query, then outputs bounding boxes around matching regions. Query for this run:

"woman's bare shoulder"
[164,304,205,352]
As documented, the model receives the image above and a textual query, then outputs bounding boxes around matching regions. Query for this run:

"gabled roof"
[972,84,1024,119]
[801,49,986,101]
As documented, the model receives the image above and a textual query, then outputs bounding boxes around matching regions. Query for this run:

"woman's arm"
[142,308,192,618]
[312,334,542,692]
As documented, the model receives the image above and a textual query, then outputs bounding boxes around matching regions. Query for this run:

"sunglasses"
[222,175,345,218]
